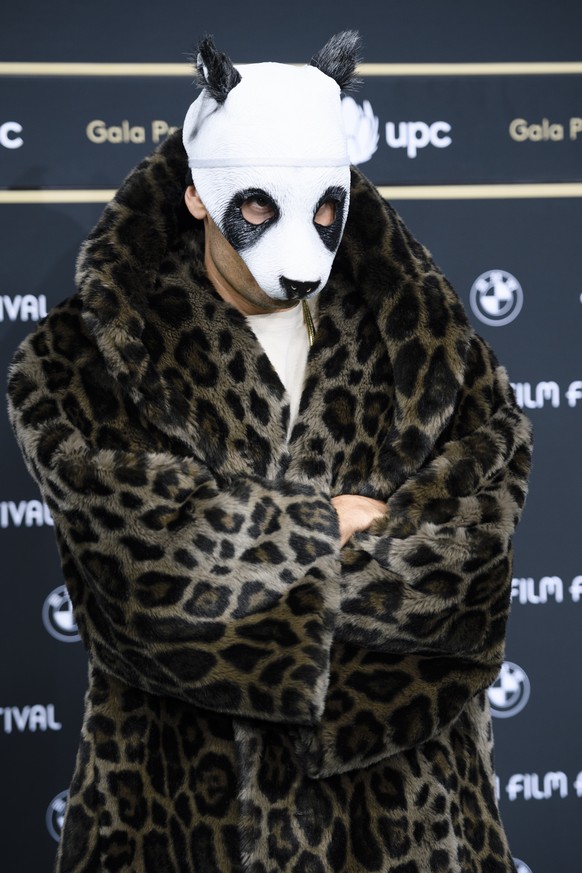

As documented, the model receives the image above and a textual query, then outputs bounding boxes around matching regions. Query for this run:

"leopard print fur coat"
[8,131,532,873]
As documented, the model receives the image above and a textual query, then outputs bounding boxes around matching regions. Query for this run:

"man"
[8,32,531,873]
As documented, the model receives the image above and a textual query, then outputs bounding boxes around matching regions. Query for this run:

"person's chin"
[258,291,300,309]
[263,288,319,305]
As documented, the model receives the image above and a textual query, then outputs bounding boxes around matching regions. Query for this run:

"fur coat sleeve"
[7,132,532,782]
[292,341,532,776]
[9,364,342,724]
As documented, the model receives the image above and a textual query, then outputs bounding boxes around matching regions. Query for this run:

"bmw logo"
[488,661,531,718]
[46,790,68,842]
[42,585,81,643]
[470,269,524,326]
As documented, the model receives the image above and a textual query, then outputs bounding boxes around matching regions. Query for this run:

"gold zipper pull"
[301,299,316,348]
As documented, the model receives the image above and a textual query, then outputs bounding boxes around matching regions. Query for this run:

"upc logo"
[340,98,452,162]
[0,121,23,149]
[342,97,379,165]
[488,661,531,718]
[385,120,452,158]
[42,585,81,643]
[469,269,524,326]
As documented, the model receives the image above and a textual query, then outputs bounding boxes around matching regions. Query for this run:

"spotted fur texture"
[7,130,531,873]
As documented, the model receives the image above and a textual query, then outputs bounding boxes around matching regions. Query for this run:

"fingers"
[331,494,388,546]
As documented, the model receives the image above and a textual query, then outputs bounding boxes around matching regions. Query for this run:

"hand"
[331,494,388,547]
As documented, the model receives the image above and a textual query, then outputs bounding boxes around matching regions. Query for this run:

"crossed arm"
[8,329,531,776]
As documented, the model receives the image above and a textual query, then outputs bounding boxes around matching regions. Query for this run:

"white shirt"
[246,299,317,438]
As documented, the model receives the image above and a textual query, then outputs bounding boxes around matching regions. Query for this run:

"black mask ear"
[194,35,242,103]
[310,30,361,92]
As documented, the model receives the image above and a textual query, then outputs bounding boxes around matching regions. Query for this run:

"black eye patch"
[222,188,280,252]
[313,186,347,252]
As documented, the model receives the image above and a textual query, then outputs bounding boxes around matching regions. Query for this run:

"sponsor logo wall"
[2,74,582,188]
[1,16,581,873]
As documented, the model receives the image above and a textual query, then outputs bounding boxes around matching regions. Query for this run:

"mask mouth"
[279,277,321,300]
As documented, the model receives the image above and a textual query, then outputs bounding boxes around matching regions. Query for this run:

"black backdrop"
[1,3,581,871]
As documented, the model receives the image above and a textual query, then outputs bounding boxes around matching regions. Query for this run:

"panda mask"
[182,32,360,302]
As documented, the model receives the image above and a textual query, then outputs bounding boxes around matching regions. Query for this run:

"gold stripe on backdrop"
[1,183,582,204]
[0,190,118,204]
[377,183,582,199]
[1,62,582,77]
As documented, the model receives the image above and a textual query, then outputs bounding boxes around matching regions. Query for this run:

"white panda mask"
[182,32,360,302]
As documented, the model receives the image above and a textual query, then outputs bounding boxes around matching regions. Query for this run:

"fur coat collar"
[76,132,473,493]
[8,130,532,873]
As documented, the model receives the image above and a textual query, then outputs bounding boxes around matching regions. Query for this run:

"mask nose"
[279,277,320,299]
